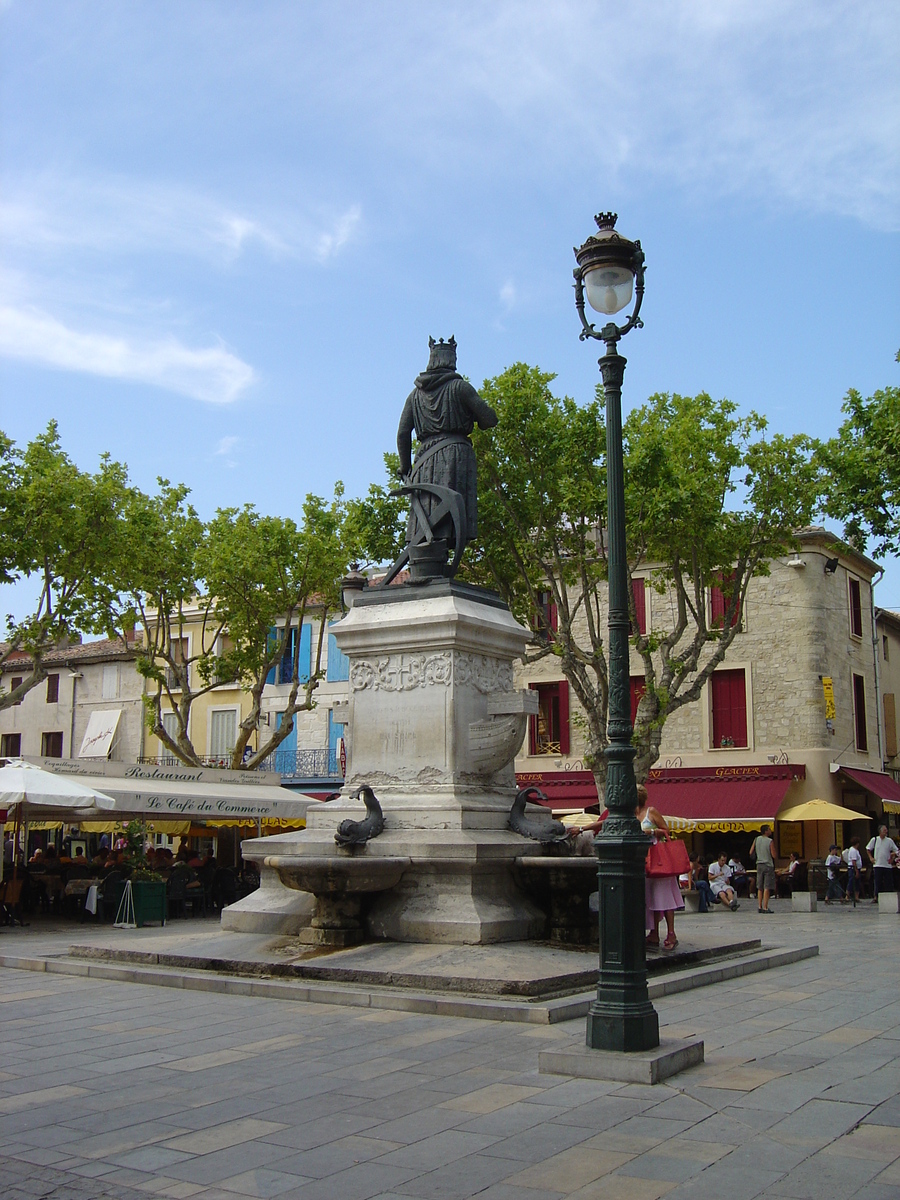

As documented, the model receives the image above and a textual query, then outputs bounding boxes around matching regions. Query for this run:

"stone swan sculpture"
[507,786,569,843]
[334,784,385,847]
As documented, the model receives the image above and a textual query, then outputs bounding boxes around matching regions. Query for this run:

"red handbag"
[645,838,690,878]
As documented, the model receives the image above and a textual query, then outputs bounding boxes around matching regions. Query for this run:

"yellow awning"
[665,817,769,834]
[883,800,900,814]
[777,799,866,822]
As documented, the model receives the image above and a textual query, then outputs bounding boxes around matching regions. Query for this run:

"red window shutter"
[711,669,747,748]
[631,578,646,635]
[711,572,740,629]
[630,676,646,725]
[557,680,570,755]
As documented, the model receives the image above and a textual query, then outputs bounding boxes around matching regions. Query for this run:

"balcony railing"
[138,747,343,779]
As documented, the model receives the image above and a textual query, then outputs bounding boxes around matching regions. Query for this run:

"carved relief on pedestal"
[349,651,513,694]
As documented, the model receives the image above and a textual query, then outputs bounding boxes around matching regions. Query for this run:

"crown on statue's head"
[427,336,457,370]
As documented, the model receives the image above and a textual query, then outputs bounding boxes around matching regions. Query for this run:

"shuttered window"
[529,681,570,755]
[848,578,863,638]
[46,674,59,703]
[883,693,897,760]
[853,673,868,752]
[209,709,237,759]
[630,579,647,636]
[710,573,742,630]
[327,621,349,682]
[711,669,748,748]
[630,676,646,726]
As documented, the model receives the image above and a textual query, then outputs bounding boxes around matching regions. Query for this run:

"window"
[46,674,59,703]
[101,663,119,699]
[710,573,742,630]
[161,711,180,745]
[884,693,898,760]
[209,709,237,760]
[853,673,868,752]
[848,578,863,639]
[1,733,21,757]
[630,578,647,636]
[326,621,350,683]
[532,590,558,643]
[266,624,312,685]
[10,676,23,705]
[41,731,64,758]
[883,634,890,662]
[711,669,748,748]
[165,638,190,690]
[630,676,646,726]
[529,681,570,755]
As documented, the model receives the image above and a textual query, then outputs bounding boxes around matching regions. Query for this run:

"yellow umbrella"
[777,799,867,822]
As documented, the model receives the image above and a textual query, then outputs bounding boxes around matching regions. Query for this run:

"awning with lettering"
[648,766,801,832]
[25,760,318,824]
[837,766,900,811]
[79,709,121,758]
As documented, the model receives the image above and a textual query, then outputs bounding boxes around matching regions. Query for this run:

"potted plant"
[118,820,167,927]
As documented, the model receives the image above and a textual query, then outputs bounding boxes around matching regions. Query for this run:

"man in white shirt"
[842,839,863,906]
[866,826,899,901]
[708,853,739,910]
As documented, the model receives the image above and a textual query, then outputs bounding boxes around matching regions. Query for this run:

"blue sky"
[2,1,899,614]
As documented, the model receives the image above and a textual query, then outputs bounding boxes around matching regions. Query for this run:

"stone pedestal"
[877,891,900,914]
[239,581,552,945]
[792,890,818,912]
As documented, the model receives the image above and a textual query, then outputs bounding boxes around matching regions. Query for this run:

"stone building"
[514,527,900,859]
[0,637,143,763]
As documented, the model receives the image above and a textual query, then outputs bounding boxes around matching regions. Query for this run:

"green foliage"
[344,453,408,568]
[119,819,163,882]
[818,356,900,558]
[470,366,824,791]
[0,422,131,709]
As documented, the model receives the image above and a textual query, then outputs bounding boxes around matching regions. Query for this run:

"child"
[824,844,844,904]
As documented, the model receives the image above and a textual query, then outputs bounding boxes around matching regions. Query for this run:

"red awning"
[515,770,599,807]
[646,771,795,828]
[838,767,900,804]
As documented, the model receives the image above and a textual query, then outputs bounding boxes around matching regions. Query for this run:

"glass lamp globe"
[584,265,634,315]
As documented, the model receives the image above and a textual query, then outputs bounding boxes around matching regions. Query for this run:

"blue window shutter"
[298,622,312,684]
[265,626,278,685]
[280,626,296,685]
[327,621,350,682]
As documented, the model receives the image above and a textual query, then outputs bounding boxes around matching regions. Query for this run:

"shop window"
[630,578,647,636]
[41,731,64,758]
[848,578,863,639]
[1,733,21,757]
[46,674,59,703]
[853,673,868,752]
[711,669,748,748]
[710,572,742,630]
[630,676,646,726]
[529,681,569,755]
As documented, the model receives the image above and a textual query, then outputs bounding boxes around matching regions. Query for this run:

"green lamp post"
[573,213,660,1052]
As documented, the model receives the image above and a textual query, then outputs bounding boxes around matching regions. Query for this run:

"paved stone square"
[1,904,898,1199]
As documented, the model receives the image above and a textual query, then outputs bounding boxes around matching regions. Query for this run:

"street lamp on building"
[573,213,659,1053]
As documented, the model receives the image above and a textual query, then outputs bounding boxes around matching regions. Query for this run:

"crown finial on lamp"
[594,212,618,230]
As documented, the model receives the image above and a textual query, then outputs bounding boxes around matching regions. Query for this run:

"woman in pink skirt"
[636,783,684,951]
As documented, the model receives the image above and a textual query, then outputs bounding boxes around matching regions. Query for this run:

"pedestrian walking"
[843,838,863,906]
[636,784,684,951]
[750,824,776,913]
[866,826,898,901]
[824,844,845,904]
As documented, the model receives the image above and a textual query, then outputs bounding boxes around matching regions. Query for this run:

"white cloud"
[0,177,361,266]
[499,280,517,311]
[214,435,240,456]
[0,304,255,404]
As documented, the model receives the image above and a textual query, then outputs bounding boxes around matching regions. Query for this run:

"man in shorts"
[751,824,776,914]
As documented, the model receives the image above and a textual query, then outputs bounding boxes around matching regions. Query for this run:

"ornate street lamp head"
[573,213,645,345]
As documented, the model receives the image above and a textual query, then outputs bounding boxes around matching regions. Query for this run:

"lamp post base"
[586,1001,660,1053]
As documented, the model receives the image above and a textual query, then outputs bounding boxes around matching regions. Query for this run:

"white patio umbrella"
[0,759,116,815]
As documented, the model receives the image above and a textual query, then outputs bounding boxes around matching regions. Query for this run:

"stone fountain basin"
[264,854,411,896]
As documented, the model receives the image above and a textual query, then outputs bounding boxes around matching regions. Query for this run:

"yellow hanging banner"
[822,676,836,720]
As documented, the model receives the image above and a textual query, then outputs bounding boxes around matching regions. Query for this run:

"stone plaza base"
[792,890,818,912]
[877,890,900,914]
[539,1036,704,1085]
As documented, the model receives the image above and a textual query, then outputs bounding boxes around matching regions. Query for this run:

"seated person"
[708,852,740,910]
[682,852,715,913]
[91,847,109,868]
[728,856,750,896]
[776,851,802,897]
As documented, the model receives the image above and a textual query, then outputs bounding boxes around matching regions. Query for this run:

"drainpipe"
[871,568,885,767]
